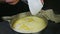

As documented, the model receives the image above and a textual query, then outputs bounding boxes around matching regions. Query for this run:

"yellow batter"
[12,16,47,33]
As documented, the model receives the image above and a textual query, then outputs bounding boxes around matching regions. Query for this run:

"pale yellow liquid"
[12,16,47,33]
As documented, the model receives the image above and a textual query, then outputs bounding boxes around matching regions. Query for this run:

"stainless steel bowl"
[2,12,48,34]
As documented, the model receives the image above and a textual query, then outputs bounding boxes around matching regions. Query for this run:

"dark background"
[0,0,60,34]
[42,0,60,14]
